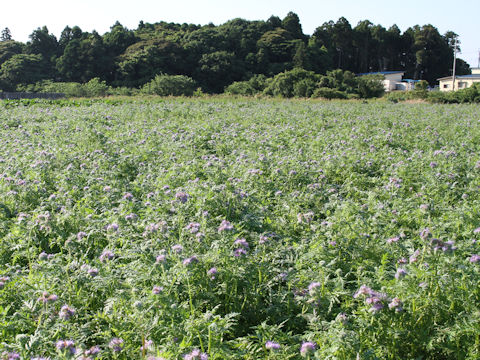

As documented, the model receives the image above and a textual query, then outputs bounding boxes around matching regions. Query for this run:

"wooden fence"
[0,92,65,100]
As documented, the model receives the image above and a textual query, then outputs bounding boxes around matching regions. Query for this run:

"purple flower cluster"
[84,345,101,357]
[265,341,281,350]
[106,223,119,232]
[308,282,321,295]
[354,285,401,313]
[395,268,408,280]
[38,291,57,303]
[0,276,10,289]
[109,338,124,352]
[183,349,208,360]
[88,267,99,277]
[186,222,201,233]
[259,233,275,244]
[207,267,217,280]
[409,249,420,263]
[297,211,314,224]
[386,236,399,244]
[59,304,75,320]
[388,297,403,312]
[183,256,199,266]
[172,244,183,254]
[431,238,456,252]
[218,220,234,232]
[233,238,249,257]
[152,286,164,294]
[420,228,432,240]
[56,340,76,355]
[300,341,316,357]
[175,191,189,203]
[123,192,134,201]
[233,238,249,249]
[140,340,153,352]
[1,352,20,360]
[99,250,115,262]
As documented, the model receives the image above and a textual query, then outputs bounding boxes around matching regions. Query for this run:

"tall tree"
[282,12,305,40]
[56,31,109,82]
[116,39,186,87]
[408,24,452,83]
[332,17,354,70]
[103,21,137,56]
[353,20,374,72]
[194,50,244,92]
[58,26,84,52]
[1,28,12,41]
[384,25,403,70]
[26,26,58,78]
[0,54,47,90]
[0,41,24,64]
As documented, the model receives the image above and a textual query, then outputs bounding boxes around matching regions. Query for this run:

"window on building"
[443,84,449,88]
[459,82,467,88]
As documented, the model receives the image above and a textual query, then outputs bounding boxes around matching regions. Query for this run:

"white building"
[357,71,416,92]
[438,68,480,92]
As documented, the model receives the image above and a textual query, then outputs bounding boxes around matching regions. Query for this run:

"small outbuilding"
[356,71,408,92]
[438,68,480,92]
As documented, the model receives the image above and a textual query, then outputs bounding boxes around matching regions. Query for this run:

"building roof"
[437,74,480,81]
[356,71,405,76]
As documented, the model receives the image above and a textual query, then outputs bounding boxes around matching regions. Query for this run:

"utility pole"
[452,36,458,91]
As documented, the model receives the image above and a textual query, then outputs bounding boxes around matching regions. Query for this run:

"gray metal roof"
[438,74,480,80]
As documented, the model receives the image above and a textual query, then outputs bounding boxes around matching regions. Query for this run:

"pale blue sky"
[2,0,479,66]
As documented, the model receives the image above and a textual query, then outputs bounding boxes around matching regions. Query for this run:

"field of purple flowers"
[0,98,479,359]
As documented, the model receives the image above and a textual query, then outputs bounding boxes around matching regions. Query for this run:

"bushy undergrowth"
[141,75,198,97]
[17,79,141,98]
[0,99,480,359]
[387,83,480,104]
[227,69,384,99]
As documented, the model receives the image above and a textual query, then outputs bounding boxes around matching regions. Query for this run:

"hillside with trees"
[0,13,471,93]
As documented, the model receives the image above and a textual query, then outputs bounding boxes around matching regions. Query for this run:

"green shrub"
[225,81,256,96]
[356,74,385,98]
[292,78,318,97]
[141,74,197,96]
[385,91,416,103]
[40,81,88,97]
[319,69,358,93]
[312,87,347,99]
[17,79,112,98]
[107,86,139,96]
[415,80,429,91]
[263,68,320,98]
[83,78,110,97]
[426,84,480,104]
[225,75,268,96]
[456,83,480,103]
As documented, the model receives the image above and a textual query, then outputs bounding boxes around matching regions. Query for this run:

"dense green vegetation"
[0,13,471,93]
[386,82,480,104]
[0,98,480,359]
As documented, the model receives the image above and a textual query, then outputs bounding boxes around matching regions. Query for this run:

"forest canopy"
[0,13,470,93]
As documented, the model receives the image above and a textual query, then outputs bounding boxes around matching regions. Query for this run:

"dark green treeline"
[0,12,471,92]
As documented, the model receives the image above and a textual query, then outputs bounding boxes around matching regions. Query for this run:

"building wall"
[382,80,397,92]
[384,73,403,83]
[396,82,415,91]
[439,78,480,92]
